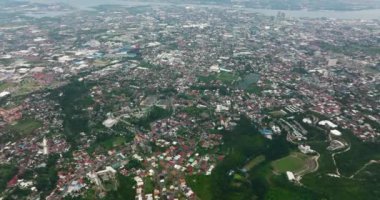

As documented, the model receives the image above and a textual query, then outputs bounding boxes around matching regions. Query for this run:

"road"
[350,160,380,179]
[331,144,351,176]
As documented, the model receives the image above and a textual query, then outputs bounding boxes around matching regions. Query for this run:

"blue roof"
[260,128,273,135]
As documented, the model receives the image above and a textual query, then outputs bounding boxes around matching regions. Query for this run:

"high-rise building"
[42,137,49,155]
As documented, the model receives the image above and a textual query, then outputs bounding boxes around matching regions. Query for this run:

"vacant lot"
[10,119,42,135]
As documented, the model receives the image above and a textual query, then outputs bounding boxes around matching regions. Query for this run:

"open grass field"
[0,79,41,96]
[15,79,41,96]
[143,177,154,194]
[217,72,239,85]
[0,82,16,92]
[101,136,126,150]
[243,155,265,171]
[271,152,309,173]
[245,84,262,95]
[10,119,42,135]
[198,72,239,85]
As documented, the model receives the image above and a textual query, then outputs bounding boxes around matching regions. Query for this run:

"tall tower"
[42,137,49,155]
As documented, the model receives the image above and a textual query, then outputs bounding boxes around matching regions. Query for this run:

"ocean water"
[26,0,380,19]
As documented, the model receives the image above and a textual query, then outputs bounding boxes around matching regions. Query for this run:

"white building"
[318,120,338,128]
[286,171,295,182]
[328,59,338,67]
[0,91,10,98]
[87,166,117,190]
[43,137,49,155]
[298,144,315,154]
[330,129,342,136]
[209,64,220,73]
[103,118,118,128]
